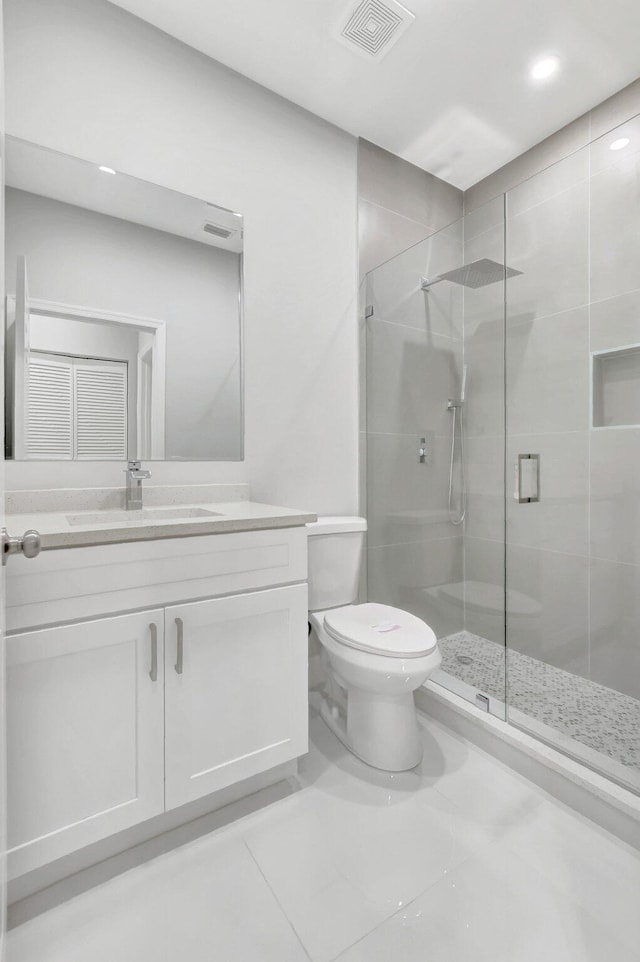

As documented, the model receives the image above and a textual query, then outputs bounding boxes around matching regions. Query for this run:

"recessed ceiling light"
[530,56,559,80]
[98,165,116,175]
[609,137,630,151]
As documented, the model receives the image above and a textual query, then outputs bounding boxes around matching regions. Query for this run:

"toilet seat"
[323,603,437,659]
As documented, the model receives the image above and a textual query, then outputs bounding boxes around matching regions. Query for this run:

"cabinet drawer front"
[7,610,165,878]
[7,527,307,631]
[164,585,308,809]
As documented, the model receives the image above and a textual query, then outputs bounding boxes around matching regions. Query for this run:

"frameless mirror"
[4,137,243,461]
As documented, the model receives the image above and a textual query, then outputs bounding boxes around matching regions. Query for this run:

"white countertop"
[6,500,317,550]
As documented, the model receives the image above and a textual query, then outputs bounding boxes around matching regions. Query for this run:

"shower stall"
[362,114,640,793]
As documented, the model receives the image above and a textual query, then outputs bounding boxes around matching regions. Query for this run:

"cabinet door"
[6,610,165,877]
[165,585,308,809]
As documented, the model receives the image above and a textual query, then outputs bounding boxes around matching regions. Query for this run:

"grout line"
[465,430,588,439]
[505,300,591,330]
[589,555,640,569]
[361,198,463,275]
[505,165,590,219]
[365,430,454,439]
[242,840,315,962]
[465,536,637,568]
[367,535,462,551]
[589,284,640,309]
[368,314,463,339]
[500,429,590,438]
[466,535,592,563]
[327,849,479,962]
[367,541,462,552]
[358,196,440,236]
[463,121,593,220]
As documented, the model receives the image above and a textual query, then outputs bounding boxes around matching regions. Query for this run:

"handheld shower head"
[447,368,466,525]
[448,365,467,410]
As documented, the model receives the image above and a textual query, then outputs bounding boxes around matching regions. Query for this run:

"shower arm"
[420,275,445,291]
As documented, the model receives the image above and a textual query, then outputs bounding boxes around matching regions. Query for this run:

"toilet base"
[320,687,423,772]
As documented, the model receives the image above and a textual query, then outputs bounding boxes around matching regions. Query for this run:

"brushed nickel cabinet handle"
[149,623,158,682]
[175,617,184,675]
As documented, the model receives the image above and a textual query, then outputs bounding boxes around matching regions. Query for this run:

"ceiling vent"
[335,0,415,62]
[203,222,234,239]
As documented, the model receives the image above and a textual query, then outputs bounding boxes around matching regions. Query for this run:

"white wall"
[5,187,242,460]
[4,0,359,513]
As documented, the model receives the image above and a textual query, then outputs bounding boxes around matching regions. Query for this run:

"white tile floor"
[8,708,640,962]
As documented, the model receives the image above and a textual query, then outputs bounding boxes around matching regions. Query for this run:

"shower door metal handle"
[517,454,540,503]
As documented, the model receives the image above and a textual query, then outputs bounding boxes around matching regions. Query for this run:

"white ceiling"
[108,0,640,189]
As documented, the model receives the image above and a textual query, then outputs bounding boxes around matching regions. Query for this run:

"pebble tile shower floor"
[8,708,640,962]
[439,631,640,774]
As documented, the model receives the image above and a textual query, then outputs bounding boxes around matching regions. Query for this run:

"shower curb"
[416,681,640,851]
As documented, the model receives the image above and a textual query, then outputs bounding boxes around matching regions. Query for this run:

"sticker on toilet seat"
[372,621,402,632]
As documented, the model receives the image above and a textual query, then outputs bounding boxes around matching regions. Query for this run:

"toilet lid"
[323,603,437,658]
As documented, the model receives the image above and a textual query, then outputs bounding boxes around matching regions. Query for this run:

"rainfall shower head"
[421,258,523,291]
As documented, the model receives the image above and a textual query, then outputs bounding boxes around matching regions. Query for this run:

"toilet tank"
[306,516,367,611]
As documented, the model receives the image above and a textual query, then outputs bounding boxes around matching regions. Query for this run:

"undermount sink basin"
[66,507,223,526]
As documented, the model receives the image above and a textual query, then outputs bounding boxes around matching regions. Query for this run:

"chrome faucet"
[125,460,151,511]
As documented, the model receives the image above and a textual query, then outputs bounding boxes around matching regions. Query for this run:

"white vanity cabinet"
[5,525,309,881]
[164,585,308,809]
[6,610,166,877]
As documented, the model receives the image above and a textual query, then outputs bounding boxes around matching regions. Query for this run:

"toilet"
[307,517,441,772]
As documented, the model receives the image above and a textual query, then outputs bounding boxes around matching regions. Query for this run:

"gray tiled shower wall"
[360,77,640,699]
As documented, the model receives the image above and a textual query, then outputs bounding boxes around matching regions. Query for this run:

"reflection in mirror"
[4,137,243,461]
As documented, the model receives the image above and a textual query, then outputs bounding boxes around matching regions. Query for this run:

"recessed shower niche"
[592,345,640,428]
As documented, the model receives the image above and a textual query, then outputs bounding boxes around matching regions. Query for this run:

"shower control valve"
[418,438,428,464]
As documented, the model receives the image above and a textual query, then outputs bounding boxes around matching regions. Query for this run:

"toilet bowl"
[307,518,441,772]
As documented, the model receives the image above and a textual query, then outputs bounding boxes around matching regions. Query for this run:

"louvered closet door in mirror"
[26,354,127,461]
[26,355,73,460]
[74,360,128,460]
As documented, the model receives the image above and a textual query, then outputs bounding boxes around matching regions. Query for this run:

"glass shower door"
[504,120,640,793]
[364,220,467,653]
[364,198,509,719]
